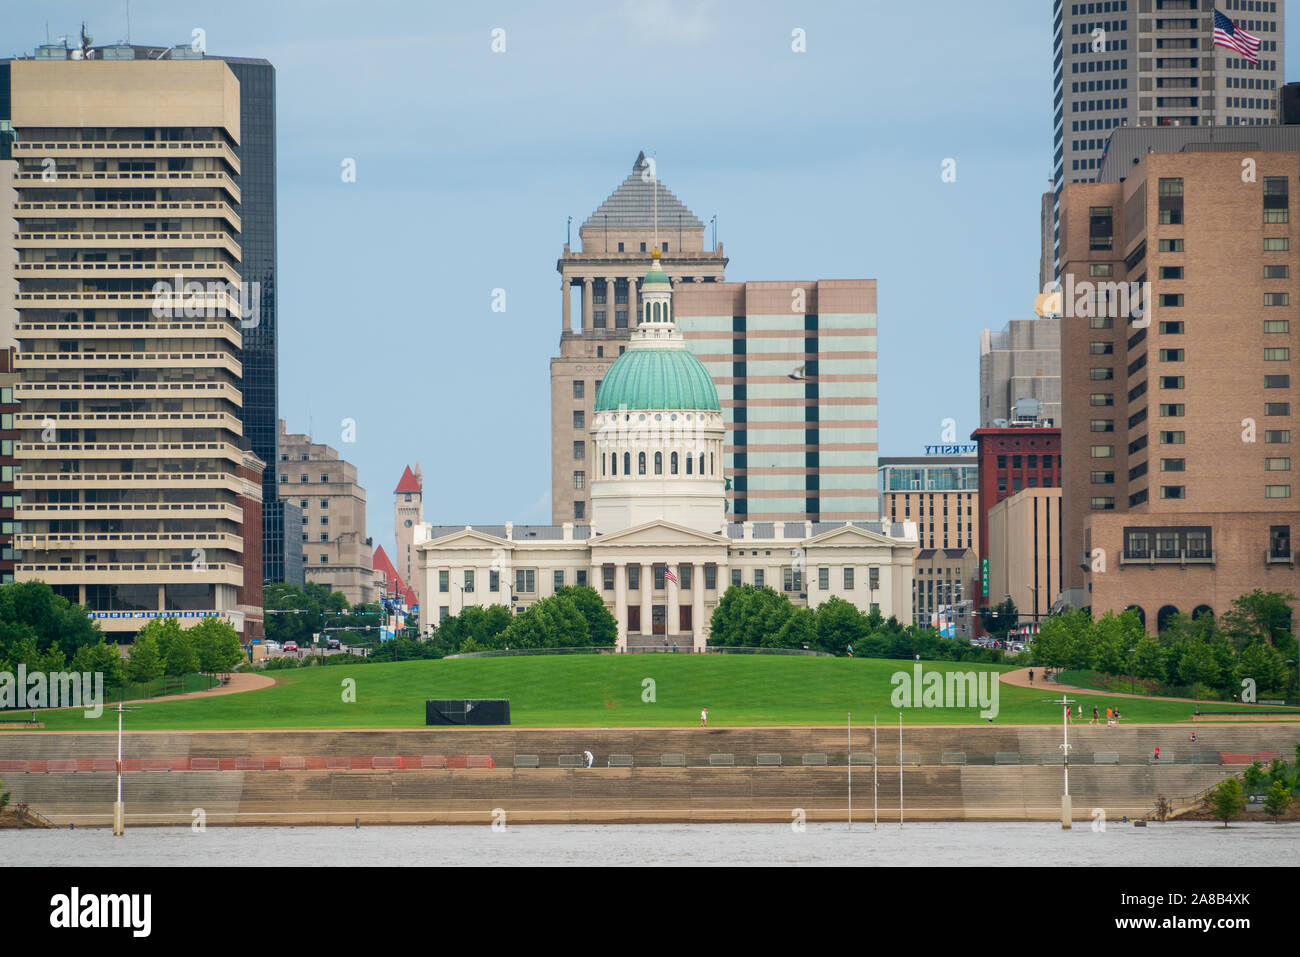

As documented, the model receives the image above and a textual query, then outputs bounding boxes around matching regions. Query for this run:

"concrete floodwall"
[4,724,1290,826]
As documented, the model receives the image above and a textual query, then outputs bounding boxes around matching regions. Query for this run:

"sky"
[10,0,1296,561]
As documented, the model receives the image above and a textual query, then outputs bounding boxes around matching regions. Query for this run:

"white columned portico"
[614,562,628,651]
[667,561,680,642]
[692,562,705,652]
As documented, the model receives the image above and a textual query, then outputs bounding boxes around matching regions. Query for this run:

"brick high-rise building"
[6,54,263,639]
[1059,124,1300,630]
[277,420,373,605]
[1050,0,1285,276]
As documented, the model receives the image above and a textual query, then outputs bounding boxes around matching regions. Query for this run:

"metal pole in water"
[899,712,904,829]
[847,712,851,831]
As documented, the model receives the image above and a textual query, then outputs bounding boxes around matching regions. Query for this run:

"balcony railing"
[1120,548,1215,568]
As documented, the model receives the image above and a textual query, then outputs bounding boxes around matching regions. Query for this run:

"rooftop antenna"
[127,0,132,43]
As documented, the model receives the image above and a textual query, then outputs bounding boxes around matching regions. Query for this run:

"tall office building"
[6,53,264,638]
[277,420,373,605]
[551,152,727,524]
[1051,0,1284,274]
[1059,124,1300,629]
[979,318,1062,428]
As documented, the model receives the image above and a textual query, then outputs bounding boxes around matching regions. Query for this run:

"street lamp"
[111,704,140,836]
[1044,694,1075,829]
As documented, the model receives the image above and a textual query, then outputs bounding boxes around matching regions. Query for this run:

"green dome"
[643,267,671,285]
[595,347,721,412]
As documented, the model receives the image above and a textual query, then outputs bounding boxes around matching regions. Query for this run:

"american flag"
[1213,10,1261,63]
[664,566,678,587]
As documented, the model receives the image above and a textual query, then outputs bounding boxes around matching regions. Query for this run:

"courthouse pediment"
[590,519,729,550]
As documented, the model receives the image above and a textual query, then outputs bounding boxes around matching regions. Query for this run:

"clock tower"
[394,463,423,610]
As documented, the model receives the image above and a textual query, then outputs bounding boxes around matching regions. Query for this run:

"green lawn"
[23,655,1299,731]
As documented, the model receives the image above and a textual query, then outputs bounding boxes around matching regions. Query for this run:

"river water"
[3,821,1297,866]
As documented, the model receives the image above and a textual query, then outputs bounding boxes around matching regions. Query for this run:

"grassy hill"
[24,655,1295,732]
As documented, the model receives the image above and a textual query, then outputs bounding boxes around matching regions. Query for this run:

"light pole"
[1045,694,1075,829]
[111,704,140,836]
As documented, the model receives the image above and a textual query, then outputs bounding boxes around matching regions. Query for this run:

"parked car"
[326,638,341,650]
[284,641,299,652]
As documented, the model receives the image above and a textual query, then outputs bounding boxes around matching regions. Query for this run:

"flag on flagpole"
[664,566,678,587]
[1213,10,1261,63]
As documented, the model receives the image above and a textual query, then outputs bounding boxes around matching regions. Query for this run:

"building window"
[1159,404,1185,416]
[465,570,475,592]
[1265,293,1290,307]
[1090,342,1114,355]
[1159,349,1184,362]
[705,565,717,590]
[573,381,585,399]
[515,569,536,593]
[1265,375,1290,389]
[1159,294,1183,307]
[1264,237,1289,251]
[573,441,585,460]
[573,410,585,429]
[731,568,742,588]
[1090,419,1114,432]
[300,474,308,483]
[1091,497,1115,510]
[1090,368,1114,380]
[1266,403,1290,416]
[554,570,564,591]
[603,566,615,591]
[1090,471,1115,484]
[1160,431,1186,444]
[1265,458,1291,471]
[670,452,678,474]
[1264,176,1289,223]
[1160,486,1186,499]
[654,565,666,590]
[1161,458,1185,472]
[1160,376,1184,389]
[1265,485,1292,499]
[1090,445,1114,458]
[1265,430,1291,444]
[573,471,586,490]
[1265,320,1290,333]
[1089,206,1114,250]
[1265,348,1291,361]
[817,567,829,591]
[1158,238,1184,252]
[490,570,500,592]
[1089,393,1114,406]
[654,452,663,475]
[869,567,880,591]
[1157,178,1184,225]
[1264,265,1289,279]
[1089,263,1113,277]
[1159,266,1183,280]
[439,570,449,593]
[638,452,646,475]
[1089,316,1114,329]
[628,565,639,590]
[574,501,585,520]
[754,569,765,588]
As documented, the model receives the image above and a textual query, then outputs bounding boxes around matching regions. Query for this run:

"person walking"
[700,707,708,728]
[1114,708,1121,725]
[1091,705,1099,726]
[583,750,594,769]
[1106,707,1114,727]
[1028,669,1034,685]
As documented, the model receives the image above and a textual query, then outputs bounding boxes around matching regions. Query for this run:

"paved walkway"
[123,671,276,705]
[1000,667,1281,707]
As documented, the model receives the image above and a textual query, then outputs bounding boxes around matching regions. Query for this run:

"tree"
[0,580,102,663]
[554,586,617,646]
[1131,635,1167,684]
[1208,777,1246,828]
[979,597,1018,640]
[1243,760,1266,795]
[813,597,866,655]
[1176,637,1220,690]
[773,606,816,649]
[1263,780,1293,822]
[189,618,244,674]
[163,630,199,679]
[0,777,9,811]
[1219,589,1296,650]
[128,633,164,694]
[69,640,125,691]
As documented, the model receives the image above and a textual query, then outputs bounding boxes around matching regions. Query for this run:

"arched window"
[609,453,615,476]
[654,451,663,474]
[654,302,663,323]
[623,452,631,475]
[645,304,651,324]
[686,455,693,475]
[663,304,670,324]
[1192,604,1214,621]
[710,452,715,475]
[699,453,705,475]
[602,453,606,477]
[1124,604,1146,629]
[638,452,646,475]
[1156,605,1179,633]
[671,452,678,474]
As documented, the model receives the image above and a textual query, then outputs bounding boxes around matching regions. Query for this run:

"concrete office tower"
[8,56,263,639]
[675,280,879,522]
[277,420,373,605]
[1059,124,1300,630]
[1050,0,1285,275]
[979,318,1062,428]
[552,152,727,524]
[987,487,1063,625]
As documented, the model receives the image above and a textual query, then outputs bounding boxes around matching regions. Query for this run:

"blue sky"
[10,1,1294,559]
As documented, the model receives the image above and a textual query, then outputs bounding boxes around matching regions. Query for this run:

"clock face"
[404,520,413,528]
